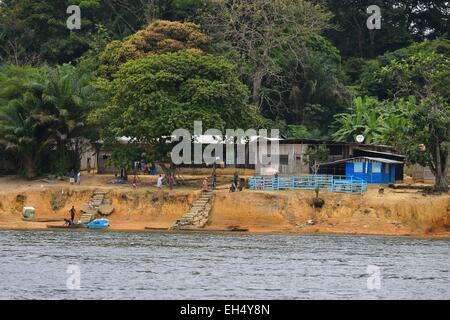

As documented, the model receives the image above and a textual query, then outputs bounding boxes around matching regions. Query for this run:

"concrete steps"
[79,189,110,224]
[171,192,214,230]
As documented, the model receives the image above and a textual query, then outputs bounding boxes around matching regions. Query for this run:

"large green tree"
[90,50,261,174]
[381,46,449,192]
[98,20,210,79]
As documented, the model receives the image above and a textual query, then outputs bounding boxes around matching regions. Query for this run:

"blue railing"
[248,175,368,194]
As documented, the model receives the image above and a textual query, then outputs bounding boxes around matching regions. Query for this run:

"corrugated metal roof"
[355,148,405,158]
[321,157,404,166]
[277,138,394,149]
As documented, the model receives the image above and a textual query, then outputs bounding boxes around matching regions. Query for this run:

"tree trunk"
[22,156,36,180]
[119,168,128,181]
[434,149,449,192]
[435,171,448,192]
[158,163,179,183]
[252,67,265,109]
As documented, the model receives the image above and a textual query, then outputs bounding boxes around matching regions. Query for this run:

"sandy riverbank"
[0,175,449,238]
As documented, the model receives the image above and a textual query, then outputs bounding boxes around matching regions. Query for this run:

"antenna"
[356,135,365,143]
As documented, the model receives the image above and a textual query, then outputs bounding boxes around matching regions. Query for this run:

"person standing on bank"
[157,174,163,189]
[233,171,239,187]
[202,177,209,192]
[168,175,175,190]
[69,206,76,225]
[212,174,217,189]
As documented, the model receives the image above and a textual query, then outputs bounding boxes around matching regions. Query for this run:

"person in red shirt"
[168,175,175,190]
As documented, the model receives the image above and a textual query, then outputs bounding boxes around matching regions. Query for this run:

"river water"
[0,230,448,299]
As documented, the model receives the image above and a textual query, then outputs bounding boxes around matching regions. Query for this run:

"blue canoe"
[87,219,110,230]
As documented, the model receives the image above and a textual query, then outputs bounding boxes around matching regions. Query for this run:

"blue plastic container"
[87,219,110,230]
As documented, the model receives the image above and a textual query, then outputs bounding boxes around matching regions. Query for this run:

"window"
[385,163,390,174]
[354,162,363,173]
[280,155,289,165]
[372,162,381,173]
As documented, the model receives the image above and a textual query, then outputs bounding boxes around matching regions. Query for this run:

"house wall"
[79,144,97,172]
[255,143,356,176]
[97,151,116,174]
[346,161,395,184]
[255,143,310,175]
[411,153,450,182]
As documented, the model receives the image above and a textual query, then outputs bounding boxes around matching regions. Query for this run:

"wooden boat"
[47,224,86,229]
[23,218,65,223]
[178,227,249,233]
[144,226,248,232]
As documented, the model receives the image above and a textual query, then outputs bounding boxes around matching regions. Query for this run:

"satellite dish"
[356,135,365,143]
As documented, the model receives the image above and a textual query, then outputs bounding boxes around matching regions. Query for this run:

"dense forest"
[0,0,448,190]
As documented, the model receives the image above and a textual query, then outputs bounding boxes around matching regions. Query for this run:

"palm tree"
[0,64,104,178]
[38,64,103,173]
[0,83,55,178]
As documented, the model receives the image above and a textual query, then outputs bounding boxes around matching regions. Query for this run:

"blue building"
[321,157,403,184]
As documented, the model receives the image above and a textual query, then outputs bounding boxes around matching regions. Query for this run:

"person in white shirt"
[156,175,163,189]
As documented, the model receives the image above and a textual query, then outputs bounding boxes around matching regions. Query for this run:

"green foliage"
[303,144,330,167]
[334,39,449,190]
[0,66,55,178]
[98,20,209,79]
[0,63,104,178]
[146,0,211,22]
[0,0,151,65]
[260,34,351,136]
[332,96,384,144]
[380,43,450,191]
[286,125,322,139]
[358,38,450,99]
[325,0,449,59]
[107,143,140,172]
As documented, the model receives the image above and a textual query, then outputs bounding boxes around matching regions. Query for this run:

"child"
[202,178,209,192]
[132,175,139,189]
